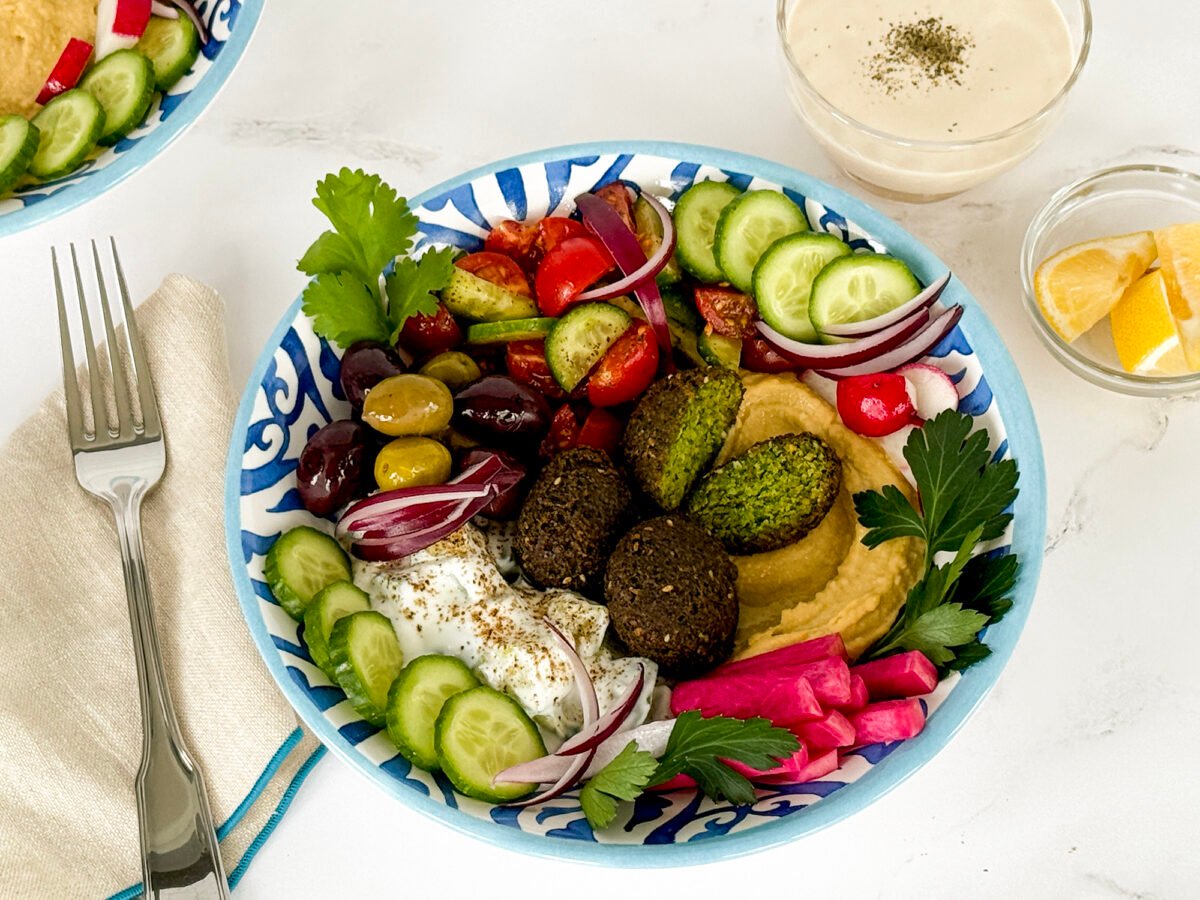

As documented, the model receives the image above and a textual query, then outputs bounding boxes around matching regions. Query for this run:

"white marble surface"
[3,0,1199,896]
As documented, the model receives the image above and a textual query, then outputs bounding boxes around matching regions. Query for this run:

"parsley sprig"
[579,712,797,831]
[853,410,1020,668]
[298,168,456,348]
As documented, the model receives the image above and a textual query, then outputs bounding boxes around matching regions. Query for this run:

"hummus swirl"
[0,0,98,119]
[725,373,924,660]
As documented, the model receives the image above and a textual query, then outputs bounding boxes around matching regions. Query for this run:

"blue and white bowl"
[225,142,1047,866]
[0,0,262,238]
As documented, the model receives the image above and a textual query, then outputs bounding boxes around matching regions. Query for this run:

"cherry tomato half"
[484,219,538,269]
[836,372,916,437]
[534,236,616,317]
[397,302,462,356]
[535,216,590,256]
[576,407,624,457]
[742,333,801,373]
[587,320,659,407]
[594,182,636,232]
[455,251,533,298]
[540,404,581,458]
[505,339,565,399]
[694,285,757,338]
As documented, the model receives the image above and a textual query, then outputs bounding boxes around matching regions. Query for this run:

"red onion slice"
[820,272,952,339]
[577,192,676,302]
[815,305,964,379]
[556,664,645,756]
[507,748,596,807]
[576,192,674,358]
[494,754,573,787]
[543,618,599,726]
[159,0,208,43]
[756,309,932,368]
[150,1,178,17]
[339,485,493,536]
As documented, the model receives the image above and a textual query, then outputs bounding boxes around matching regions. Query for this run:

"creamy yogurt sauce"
[353,523,655,738]
[787,0,1074,141]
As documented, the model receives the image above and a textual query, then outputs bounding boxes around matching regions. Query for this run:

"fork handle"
[110,481,230,899]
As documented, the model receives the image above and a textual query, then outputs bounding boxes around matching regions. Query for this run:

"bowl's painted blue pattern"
[0,0,262,238]
[225,143,1046,866]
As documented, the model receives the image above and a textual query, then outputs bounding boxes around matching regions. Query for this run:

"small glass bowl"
[776,0,1091,202]
[1020,165,1200,397]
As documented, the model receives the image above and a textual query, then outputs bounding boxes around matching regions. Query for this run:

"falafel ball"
[687,433,842,553]
[622,368,744,511]
[515,447,633,593]
[604,515,739,677]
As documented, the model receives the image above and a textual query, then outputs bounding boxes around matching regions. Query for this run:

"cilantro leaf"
[854,483,925,548]
[579,741,658,831]
[945,640,992,671]
[300,273,390,347]
[933,457,1018,554]
[298,168,418,292]
[880,603,990,666]
[903,410,992,544]
[384,247,457,342]
[953,552,1018,622]
[652,712,798,806]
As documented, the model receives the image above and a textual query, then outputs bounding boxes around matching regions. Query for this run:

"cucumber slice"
[715,190,809,292]
[698,331,742,369]
[303,580,370,675]
[387,655,480,770]
[0,116,40,194]
[137,14,200,91]
[752,232,851,343]
[29,90,105,180]
[544,302,631,391]
[674,180,741,282]
[465,316,557,344]
[441,267,539,321]
[329,611,404,727]
[264,526,352,621]
[80,50,155,146]
[634,194,683,285]
[435,686,546,802]
[809,254,922,341]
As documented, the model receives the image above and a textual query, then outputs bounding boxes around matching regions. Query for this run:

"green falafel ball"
[622,368,744,511]
[686,433,842,553]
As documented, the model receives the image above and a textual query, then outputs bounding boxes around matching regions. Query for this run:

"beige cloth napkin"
[0,276,321,899]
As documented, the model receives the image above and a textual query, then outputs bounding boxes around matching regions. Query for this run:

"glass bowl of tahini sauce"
[777,0,1091,202]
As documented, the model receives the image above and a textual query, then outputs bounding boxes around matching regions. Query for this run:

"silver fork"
[53,240,229,900]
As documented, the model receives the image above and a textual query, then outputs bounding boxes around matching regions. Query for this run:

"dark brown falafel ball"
[604,514,739,678]
[515,447,633,593]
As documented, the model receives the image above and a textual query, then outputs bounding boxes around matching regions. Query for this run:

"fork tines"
[53,239,160,451]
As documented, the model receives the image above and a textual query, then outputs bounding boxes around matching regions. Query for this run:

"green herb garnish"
[579,712,798,831]
[854,410,1019,668]
[298,168,456,348]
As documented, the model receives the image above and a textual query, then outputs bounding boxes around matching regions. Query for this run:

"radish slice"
[820,272,952,339]
[896,363,959,419]
[815,305,964,379]
[557,664,645,756]
[577,192,676,302]
[151,1,179,16]
[36,38,93,105]
[96,0,151,59]
[756,309,932,368]
[576,191,674,359]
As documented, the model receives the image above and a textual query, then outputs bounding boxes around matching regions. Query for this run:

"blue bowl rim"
[223,140,1047,867]
[0,0,265,240]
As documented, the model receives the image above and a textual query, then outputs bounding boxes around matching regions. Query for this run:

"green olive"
[374,437,452,491]
[418,351,482,392]
[361,374,453,436]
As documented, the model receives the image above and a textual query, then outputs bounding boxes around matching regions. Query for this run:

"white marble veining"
[1,0,1198,895]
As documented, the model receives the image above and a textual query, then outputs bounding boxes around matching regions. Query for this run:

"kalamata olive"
[453,375,551,444]
[338,341,407,409]
[459,448,529,519]
[374,437,452,491]
[418,351,482,392]
[296,419,371,516]
[361,374,454,436]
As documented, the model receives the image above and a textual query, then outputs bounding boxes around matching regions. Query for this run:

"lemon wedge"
[1034,231,1157,342]
[1155,222,1200,369]
[1110,270,1190,376]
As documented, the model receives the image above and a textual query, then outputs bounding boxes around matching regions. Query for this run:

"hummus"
[0,0,97,119]
[726,373,923,660]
